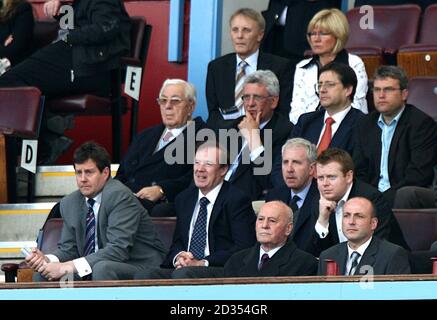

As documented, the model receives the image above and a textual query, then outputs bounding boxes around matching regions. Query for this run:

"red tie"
[317,117,335,155]
[162,130,173,142]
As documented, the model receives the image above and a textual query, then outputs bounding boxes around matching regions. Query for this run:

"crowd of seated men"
[1,1,436,282]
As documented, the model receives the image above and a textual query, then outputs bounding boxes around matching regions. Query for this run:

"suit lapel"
[371,115,383,175]
[79,198,88,255]
[356,238,378,274]
[180,187,199,247]
[208,183,229,248]
[307,111,324,144]
[331,109,354,147]
[337,243,349,275]
[293,180,317,234]
[242,244,263,276]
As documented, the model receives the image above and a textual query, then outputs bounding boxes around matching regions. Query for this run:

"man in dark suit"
[25,142,166,281]
[354,65,437,208]
[318,197,410,275]
[206,8,292,130]
[224,70,293,200]
[0,0,131,164]
[115,79,206,216]
[225,201,317,277]
[313,148,408,257]
[266,138,319,253]
[261,0,341,66]
[135,141,256,279]
[271,62,365,186]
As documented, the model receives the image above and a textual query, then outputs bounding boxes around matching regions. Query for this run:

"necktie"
[84,198,96,256]
[234,60,248,110]
[162,130,173,142]
[289,195,300,225]
[189,197,210,260]
[258,253,270,270]
[317,117,335,155]
[348,251,361,275]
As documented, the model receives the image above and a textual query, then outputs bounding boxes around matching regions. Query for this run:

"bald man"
[224,201,317,277]
[318,197,410,275]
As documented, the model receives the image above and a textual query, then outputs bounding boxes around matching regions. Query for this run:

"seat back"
[393,209,437,251]
[419,4,437,43]
[346,5,421,51]
[151,217,177,252]
[37,218,63,254]
[406,77,437,120]
[0,87,43,138]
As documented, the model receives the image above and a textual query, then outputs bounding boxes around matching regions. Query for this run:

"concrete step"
[17,164,119,198]
[0,202,56,259]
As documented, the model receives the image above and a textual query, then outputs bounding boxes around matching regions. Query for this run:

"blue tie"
[189,197,210,260]
[84,198,96,256]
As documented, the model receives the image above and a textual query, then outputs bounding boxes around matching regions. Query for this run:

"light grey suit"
[53,178,166,280]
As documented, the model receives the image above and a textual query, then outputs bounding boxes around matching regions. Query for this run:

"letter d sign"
[21,139,38,173]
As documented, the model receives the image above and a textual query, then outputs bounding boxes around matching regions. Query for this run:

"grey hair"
[229,8,265,32]
[243,70,280,97]
[159,79,197,105]
[281,138,317,163]
[374,65,409,90]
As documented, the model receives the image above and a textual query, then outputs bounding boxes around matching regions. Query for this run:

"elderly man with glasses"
[115,79,206,216]
[224,69,293,200]
[353,65,437,209]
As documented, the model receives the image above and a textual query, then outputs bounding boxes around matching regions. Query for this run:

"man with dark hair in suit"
[313,148,408,257]
[206,7,292,130]
[224,70,293,200]
[115,79,206,216]
[354,65,437,208]
[135,141,256,279]
[261,0,341,67]
[318,197,410,275]
[225,201,317,277]
[266,138,319,253]
[271,62,365,187]
[25,142,166,281]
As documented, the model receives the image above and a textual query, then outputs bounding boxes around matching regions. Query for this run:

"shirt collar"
[347,236,373,257]
[197,182,223,207]
[236,49,259,69]
[86,192,102,206]
[339,182,353,204]
[324,105,352,124]
[164,123,188,139]
[260,244,283,258]
[377,105,405,127]
[291,179,312,200]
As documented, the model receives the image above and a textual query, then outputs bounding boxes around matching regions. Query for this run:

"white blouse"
[289,53,368,125]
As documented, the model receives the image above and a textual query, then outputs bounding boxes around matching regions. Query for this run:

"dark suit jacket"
[229,113,294,200]
[55,178,166,267]
[224,238,317,277]
[271,108,365,186]
[318,237,411,275]
[312,179,408,257]
[354,104,437,204]
[266,179,319,253]
[206,51,293,130]
[261,0,341,58]
[115,117,206,204]
[161,182,257,268]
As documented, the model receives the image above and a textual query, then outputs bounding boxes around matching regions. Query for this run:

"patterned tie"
[162,130,173,142]
[84,198,96,256]
[348,251,361,275]
[289,195,300,225]
[317,117,335,155]
[234,60,248,110]
[258,253,270,270]
[189,197,210,260]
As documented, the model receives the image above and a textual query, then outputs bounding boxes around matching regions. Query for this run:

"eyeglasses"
[372,87,402,94]
[156,97,185,106]
[307,31,332,38]
[241,94,271,103]
[315,81,340,92]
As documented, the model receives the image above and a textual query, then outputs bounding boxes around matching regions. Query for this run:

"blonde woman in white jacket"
[289,8,368,125]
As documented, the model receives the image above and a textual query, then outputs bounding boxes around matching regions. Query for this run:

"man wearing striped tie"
[318,197,410,275]
[206,8,292,131]
[25,142,166,281]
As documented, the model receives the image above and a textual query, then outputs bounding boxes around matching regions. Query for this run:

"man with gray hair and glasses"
[354,65,437,209]
[224,69,293,200]
[115,79,206,216]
